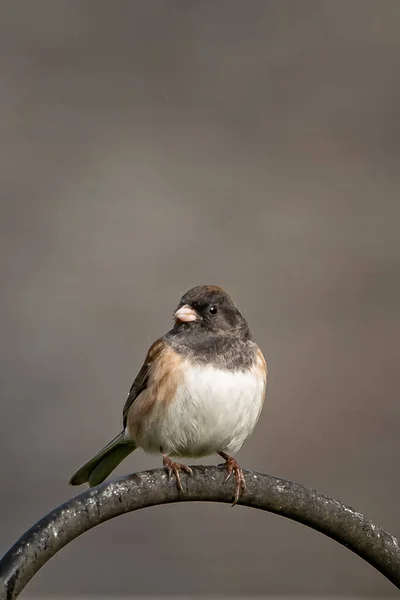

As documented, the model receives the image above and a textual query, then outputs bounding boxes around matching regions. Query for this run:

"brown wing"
[122,338,165,428]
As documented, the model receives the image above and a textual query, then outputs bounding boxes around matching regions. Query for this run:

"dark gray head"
[167,285,255,369]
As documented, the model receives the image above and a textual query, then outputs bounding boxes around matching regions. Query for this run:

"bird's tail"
[69,431,137,488]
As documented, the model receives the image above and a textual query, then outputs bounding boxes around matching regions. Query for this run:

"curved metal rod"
[0,466,399,598]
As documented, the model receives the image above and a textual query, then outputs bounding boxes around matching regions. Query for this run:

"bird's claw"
[163,455,192,492]
[219,453,246,506]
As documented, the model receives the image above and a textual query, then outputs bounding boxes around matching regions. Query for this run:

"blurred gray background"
[1,0,399,597]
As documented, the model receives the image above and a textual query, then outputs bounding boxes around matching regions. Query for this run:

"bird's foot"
[163,454,193,492]
[218,451,246,506]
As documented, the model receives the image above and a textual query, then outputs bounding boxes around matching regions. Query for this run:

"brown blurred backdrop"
[1,0,400,597]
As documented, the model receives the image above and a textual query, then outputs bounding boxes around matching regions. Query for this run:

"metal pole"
[1,466,399,598]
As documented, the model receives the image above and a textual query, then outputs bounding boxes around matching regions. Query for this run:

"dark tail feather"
[69,431,136,487]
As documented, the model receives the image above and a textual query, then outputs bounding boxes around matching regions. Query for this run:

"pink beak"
[175,304,198,323]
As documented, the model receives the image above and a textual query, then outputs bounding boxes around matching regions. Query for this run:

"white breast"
[136,360,266,458]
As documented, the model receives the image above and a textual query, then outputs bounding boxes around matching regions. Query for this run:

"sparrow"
[69,285,267,504]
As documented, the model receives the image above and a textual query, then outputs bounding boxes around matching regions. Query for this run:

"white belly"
[136,363,265,458]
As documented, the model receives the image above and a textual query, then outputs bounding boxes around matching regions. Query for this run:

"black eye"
[209,305,218,315]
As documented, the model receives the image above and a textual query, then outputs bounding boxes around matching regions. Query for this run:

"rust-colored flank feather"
[126,342,183,439]
[255,346,268,399]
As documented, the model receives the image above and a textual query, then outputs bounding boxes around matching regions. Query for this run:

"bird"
[69,285,267,504]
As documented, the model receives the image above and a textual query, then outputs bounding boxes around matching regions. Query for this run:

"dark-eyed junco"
[69,285,267,504]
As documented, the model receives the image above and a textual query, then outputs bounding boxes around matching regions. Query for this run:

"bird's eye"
[209,305,218,315]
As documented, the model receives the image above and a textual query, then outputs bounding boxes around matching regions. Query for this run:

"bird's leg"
[218,451,246,505]
[162,454,193,492]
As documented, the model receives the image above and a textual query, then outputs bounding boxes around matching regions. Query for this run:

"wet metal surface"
[0,467,399,599]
